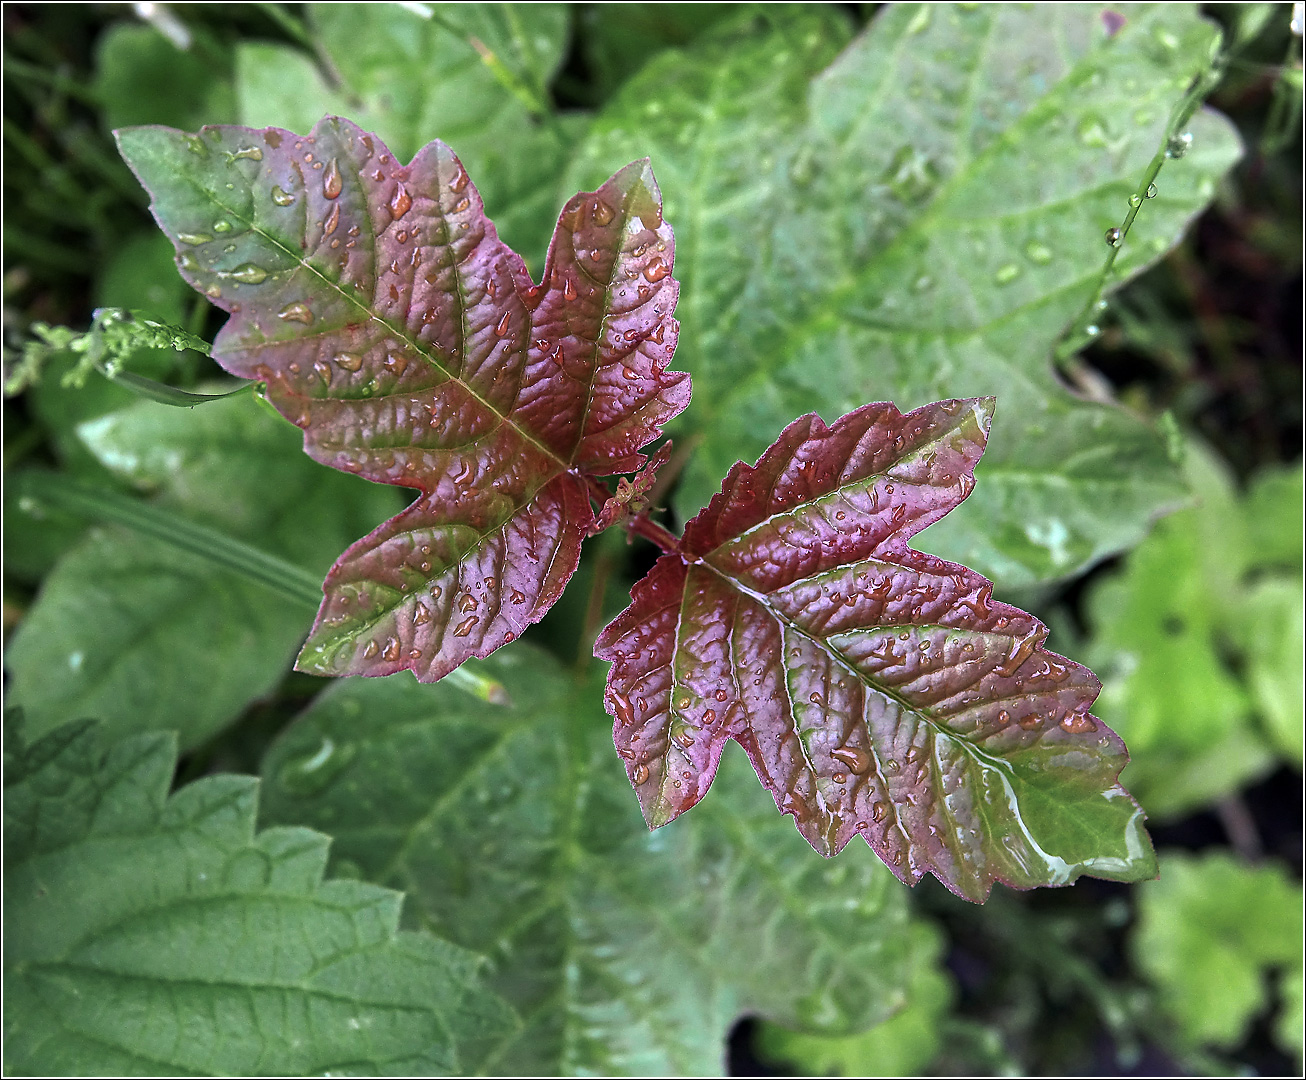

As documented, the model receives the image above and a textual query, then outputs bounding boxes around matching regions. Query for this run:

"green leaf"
[1083,444,1298,816]
[93,23,235,133]
[1244,463,1304,571]
[578,4,737,101]
[235,2,580,260]
[569,3,1241,587]
[260,646,921,1075]
[1236,578,1304,764]
[756,919,953,1076]
[1133,851,1303,1051]
[3,717,516,1076]
[4,393,402,748]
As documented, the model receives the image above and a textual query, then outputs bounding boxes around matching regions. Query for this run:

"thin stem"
[1056,57,1225,363]
[625,512,681,555]
[576,529,622,675]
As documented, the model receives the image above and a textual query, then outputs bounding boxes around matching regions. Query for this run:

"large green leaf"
[3,716,515,1076]
[568,3,1241,587]
[4,393,402,748]
[235,2,579,261]
[260,646,923,1075]
[1132,851,1302,1051]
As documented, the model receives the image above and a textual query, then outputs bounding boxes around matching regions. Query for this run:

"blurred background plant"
[3,3,1301,1075]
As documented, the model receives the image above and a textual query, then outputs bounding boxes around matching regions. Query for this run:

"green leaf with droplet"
[259,646,922,1075]
[568,3,1241,587]
[4,392,402,748]
[235,2,579,260]
[2,715,516,1075]
[1133,851,1303,1051]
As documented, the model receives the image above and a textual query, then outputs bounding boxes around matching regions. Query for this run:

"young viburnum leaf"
[595,399,1155,902]
[115,117,689,684]
[3,715,516,1075]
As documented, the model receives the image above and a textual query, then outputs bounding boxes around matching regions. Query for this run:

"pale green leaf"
[568,3,1241,587]
[1133,851,1302,1050]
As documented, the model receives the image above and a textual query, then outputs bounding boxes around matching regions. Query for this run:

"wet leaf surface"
[116,117,689,685]
[597,398,1155,901]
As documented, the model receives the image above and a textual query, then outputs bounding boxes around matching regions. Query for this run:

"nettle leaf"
[3,717,516,1076]
[596,399,1154,902]
[570,3,1241,587]
[261,647,925,1075]
[116,117,689,685]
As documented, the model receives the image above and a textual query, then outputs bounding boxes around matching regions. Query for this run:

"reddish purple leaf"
[116,117,689,681]
[595,399,1155,901]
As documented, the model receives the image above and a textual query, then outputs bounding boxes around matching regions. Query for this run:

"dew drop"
[714,689,728,702]
[703,708,716,724]
[1165,132,1192,159]
[278,301,314,324]
[229,263,268,285]
[563,277,577,302]
[232,145,262,161]
[459,593,478,613]
[809,691,825,706]
[413,603,432,626]
[177,232,212,246]
[643,257,670,283]
[509,589,526,605]
[334,351,363,372]
[495,312,511,337]
[313,359,332,384]
[1128,192,1143,208]
[323,159,343,199]
[389,182,413,219]
[831,746,870,774]
[632,763,650,785]
[384,351,409,376]
[1104,227,1122,248]
[1024,241,1053,264]
[363,640,379,658]
[591,198,614,226]
[453,615,478,637]
[212,220,231,233]
[271,185,296,206]
[872,801,888,823]
[994,263,1020,285]
[611,693,635,726]
[1145,182,1158,199]
[449,165,469,193]
[1060,711,1098,734]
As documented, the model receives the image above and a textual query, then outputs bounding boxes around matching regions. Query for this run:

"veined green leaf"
[260,646,923,1074]
[569,3,1241,587]
[3,716,516,1075]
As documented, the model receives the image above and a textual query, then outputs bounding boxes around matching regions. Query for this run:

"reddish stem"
[626,512,681,555]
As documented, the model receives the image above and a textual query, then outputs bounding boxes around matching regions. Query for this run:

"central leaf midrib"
[695,552,1023,782]
[190,175,574,476]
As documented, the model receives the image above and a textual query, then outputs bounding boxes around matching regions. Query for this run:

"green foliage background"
[3,3,1301,1076]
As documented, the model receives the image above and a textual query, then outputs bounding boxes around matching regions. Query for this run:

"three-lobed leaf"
[3,715,516,1076]
[596,398,1155,901]
[116,117,689,685]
